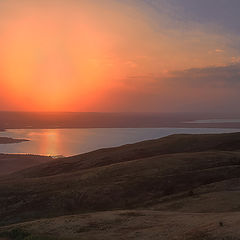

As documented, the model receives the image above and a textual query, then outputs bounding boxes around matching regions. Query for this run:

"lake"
[0,128,240,156]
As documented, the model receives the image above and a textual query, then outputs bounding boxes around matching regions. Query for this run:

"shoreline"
[0,129,29,144]
[0,137,29,144]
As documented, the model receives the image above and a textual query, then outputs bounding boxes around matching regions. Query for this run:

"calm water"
[186,119,240,123]
[0,128,240,156]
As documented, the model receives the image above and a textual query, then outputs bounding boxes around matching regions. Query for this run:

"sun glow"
[0,2,119,111]
[0,0,236,112]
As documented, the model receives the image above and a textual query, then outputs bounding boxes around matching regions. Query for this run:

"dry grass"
[1,132,240,239]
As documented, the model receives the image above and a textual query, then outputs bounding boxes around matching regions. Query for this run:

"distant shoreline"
[0,129,29,144]
[1,112,240,129]
[0,137,29,144]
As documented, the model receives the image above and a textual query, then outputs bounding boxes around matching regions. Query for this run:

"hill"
[0,154,53,176]
[15,132,240,178]
[1,132,240,239]
[2,210,240,240]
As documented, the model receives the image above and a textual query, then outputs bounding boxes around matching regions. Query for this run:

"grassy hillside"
[15,132,240,178]
[2,210,240,240]
[0,154,53,176]
[1,132,240,239]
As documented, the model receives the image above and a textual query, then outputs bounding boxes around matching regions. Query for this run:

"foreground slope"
[2,150,240,225]
[2,210,240,240]
[1,132,240,228]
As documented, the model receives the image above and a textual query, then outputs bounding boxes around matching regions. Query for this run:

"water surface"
[0,128,239,156]
[186,119,240,123]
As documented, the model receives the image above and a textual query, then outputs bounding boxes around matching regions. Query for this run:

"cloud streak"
[167,64,240,88]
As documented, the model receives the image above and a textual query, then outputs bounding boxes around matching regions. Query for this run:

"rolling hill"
[0,154,53,176]
[1,132,240,239]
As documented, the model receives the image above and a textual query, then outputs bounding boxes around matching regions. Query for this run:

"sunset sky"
[0,0,240,112]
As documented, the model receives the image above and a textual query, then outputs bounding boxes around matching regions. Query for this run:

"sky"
[0,0,240,112]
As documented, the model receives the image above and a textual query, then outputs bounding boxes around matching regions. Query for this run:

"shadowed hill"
[15,132,240,178]
[1,132,240,227]
[0,154,53,176]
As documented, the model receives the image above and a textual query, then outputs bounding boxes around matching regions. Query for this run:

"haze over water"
[1,128,239,156]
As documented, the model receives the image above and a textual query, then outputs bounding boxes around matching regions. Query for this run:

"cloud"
[166,64,240,88]
[125,61,138,68]
[85,63,240,112]
[123,63,240,90]
[231,57,240,63]
[215,49,224,53]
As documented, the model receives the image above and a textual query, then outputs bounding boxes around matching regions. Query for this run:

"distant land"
[0,128,29,144]
[0,137,29,144]
[1,112,240,129]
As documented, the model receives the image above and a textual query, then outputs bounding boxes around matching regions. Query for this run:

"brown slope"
[1,151,240,226]
[13,132,240,178]
[2,210,240,240]
[0,154,53,176]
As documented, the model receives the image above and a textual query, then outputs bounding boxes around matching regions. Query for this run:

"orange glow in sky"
[0,2,117,111]
[0,0,238,112]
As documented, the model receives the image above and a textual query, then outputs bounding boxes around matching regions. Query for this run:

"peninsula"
[0,137,29,144]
